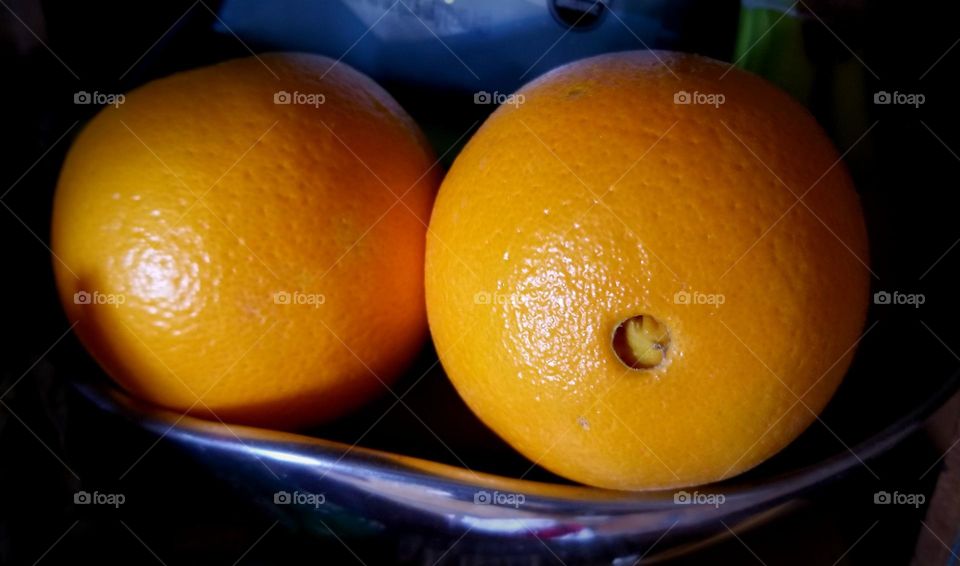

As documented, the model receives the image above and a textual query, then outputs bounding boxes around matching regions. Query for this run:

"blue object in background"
[216,0,738,93]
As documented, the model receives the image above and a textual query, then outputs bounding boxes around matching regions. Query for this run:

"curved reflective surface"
[73,367,959,563]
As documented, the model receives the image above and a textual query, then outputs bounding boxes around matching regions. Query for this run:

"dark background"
[2,1,959,564]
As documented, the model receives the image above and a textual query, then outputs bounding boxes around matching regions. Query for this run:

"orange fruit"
[425,51,870,490]
[52,53,439,430]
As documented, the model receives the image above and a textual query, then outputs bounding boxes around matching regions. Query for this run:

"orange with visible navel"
[425,51,870,490]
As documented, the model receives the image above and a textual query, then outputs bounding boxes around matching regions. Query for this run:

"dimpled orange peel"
[425,51,870,490]
[52,53,440,430]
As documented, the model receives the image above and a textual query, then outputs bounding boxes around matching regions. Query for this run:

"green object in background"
[733,0,873,173]
[734,2,816,107]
